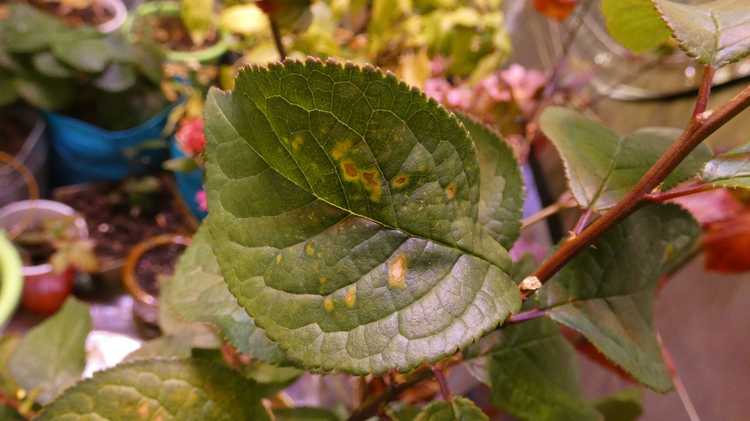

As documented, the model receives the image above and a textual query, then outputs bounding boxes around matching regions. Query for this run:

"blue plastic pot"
[170,140,207,220]
[45,108,172,186]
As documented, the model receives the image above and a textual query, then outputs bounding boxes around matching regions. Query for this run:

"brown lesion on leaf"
[319,276,328,284]
[341,160,360,181]
[331,139,353,160]
[344,286,357,308]
[388,254,407,289]
[391,174,409,189]
[361,169,382,202]
[305,242,316,256]
[445,182,457,200]
[323,296,335,312]
[276,254,283,264]
[291,134,305,152]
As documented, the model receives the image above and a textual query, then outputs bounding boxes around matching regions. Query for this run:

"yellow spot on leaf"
[391,174,409,189]
[305,242,316,256]
[445,182,457,200]
[276,254,283,264]
[319,276,328,284]
[388,255,407,289]
[291,134,304,152]
[362,170,382,202]
[323,296,335,312]
[341,160,359,181]
[331,139,352,160]
[344,286,357,308]
[137,402,150,418]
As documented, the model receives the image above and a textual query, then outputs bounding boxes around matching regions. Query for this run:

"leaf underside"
[539,204,700,392]
[702,143,750,189]
[204,59,522,374]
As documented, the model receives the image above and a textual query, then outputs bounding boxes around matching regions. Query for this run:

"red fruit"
[21,267,74,315]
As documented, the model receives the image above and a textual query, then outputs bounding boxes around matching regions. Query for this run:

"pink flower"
[176,117,206,157]
[195,190,208,212]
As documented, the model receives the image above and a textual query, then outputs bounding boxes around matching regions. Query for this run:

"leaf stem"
[521,192,576,229]
[507,308,546,324]
[533,78,750,284]
[269,17,287,61]
[645,183,717,202]
[572,208,594,235]
[432,366,452,401]
[691,65,715,122]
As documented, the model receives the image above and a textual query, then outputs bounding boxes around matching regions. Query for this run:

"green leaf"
[124,335,193,362]
[414,397,488,421]
[601,0,671,52]
[273,407,342,421]
[701,143,750,189]
[37,359,271,421]
[457,114,524,250]
[540,107,712,210]
[654,0,750,67]
[51,32,113,73]
[538,204,700,392]
[31,52,74,78]
[181,0,216,46]
[3,5,65,53]
[486,319,601,421]
[94,63,137,92]
[13,74,75,110]
[9,298,91,405]
[593,388,643,421]
[268,0,314,31]
[204,59,522,373]
[162,224,288,364]
[0,405,24,421]
[189,348,302,393]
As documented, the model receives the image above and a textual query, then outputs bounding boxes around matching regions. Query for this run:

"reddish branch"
[534,67,750,284]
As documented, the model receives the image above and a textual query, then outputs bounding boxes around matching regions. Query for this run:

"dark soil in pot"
[136,14,218,52]
[133,241,185,296]
[0,116,30,157]
[24,0,114,27]
[55,177,193,267]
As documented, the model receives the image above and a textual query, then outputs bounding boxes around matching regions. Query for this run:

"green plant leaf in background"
[51,33,113,73]
[9,298,91,405]
[538,204,700,392]
[594,388,643,421]
[2,4,65,53]
[37,359,271,421]
[13,72,75,110]
[653,0,750,67]
[181,0,216,46]
[414,397,488,421]
[204,59,522,373]
[161,224,288,364]
[31,52,74,79]
[486,318,601,421]
[701,143,750,189]
[0,71,18,106]
[601,0,671,52]
[539,107,711,210]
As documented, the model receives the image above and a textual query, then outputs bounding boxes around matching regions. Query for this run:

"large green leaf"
[539,107,711,210]
[37,359,271,421]
[486,319,601,421]
[654,0,750,67]
[162,224,288,364]
[3,5,65,53]
[458,114,524,250]
[204,59,522,373]
[538,204,700,392]
[601,0,671,52]
[9,298,91,405]
[414,397,488,421]
[701,143,750,189]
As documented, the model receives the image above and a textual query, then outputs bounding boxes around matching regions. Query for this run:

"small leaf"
[162,224,289,363]
[654,0,750,67]
[94,63,137,92]
[37,359,271,420]
[539,204,700,392]
[204,59,522,373]
[273,407,341,421]
[9,298,91,405]
[701,143,750,189]
[414,397,488,421]
[601,0,671,52]
[540,107,711,210]
[31,52,74,78]
[486,319,601,421]
[51,32,113,73]
[593,388,643,421]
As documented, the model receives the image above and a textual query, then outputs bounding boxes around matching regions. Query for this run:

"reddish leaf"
[533,0,578,22]
[703,211,750,273]
[669,188,743,226]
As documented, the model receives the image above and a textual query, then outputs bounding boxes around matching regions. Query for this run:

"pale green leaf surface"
[602,0,671,52]
[702,143,750,189]
[51,34,112,73]
[9,298,91,405]
[162,224,288,363]
[414,397,488,421]
[37,359,271,421]
[181,0,215,46]
[487,319,601,421]
[540,107,711,210]
[31,52,74,78]
[539,204,700,392]
[654,0,750,67]
[124,336,193,362]
[3,5,64,53]
[594,388,643,421]
[204,59,521,374]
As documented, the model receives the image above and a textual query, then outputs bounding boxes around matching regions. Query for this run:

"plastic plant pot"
[0,109,49,207]
[125,1,231,63]
[169,139,207,220]
[0,200,89,315]
[97,0,128,33]
[0,230,23,328]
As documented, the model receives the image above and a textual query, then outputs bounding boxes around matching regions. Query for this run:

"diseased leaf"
[204,59,522,374]
[540,107,711,210]
[594,388,643,421]
[37,359,271,421]
[162,224,288,364]
[654,0,750,67]
[273,407,341,421]
[9,298,91,405]
[486,319,601,421]
[458,114,524,250]
[538,204,700,392]
[414,397,488,421]
[602,0,671,52]
[702,143,750,189]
